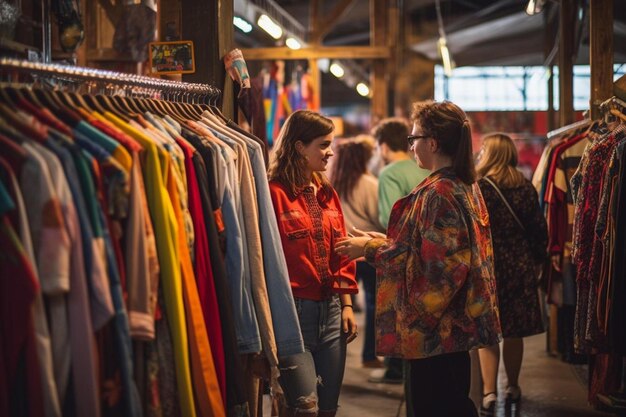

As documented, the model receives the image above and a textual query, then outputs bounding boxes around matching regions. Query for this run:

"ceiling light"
[525,0,545,15]
[330,62,345,78]
[438,37,453,77]
[356,83,370,97]
[318,59,330,72]
[435,0,454,77]
[286,37,302,50]
[258,14,283,39]
[233,16,252,33]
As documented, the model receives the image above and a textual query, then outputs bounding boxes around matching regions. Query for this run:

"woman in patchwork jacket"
[335,101,502,417]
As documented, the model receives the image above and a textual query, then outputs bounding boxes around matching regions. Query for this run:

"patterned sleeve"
[409,190,471,332]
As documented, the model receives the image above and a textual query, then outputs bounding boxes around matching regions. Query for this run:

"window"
[434,64,626,111]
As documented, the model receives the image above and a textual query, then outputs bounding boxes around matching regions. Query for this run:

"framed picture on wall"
[149,41,195,74]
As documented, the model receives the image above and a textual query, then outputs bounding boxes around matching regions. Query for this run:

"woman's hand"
[342,304,358,344]
[351,227,386,240]
[334,236,370,261]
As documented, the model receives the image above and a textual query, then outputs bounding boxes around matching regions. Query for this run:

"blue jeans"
[278,296,347,413]
[357,262,377,362]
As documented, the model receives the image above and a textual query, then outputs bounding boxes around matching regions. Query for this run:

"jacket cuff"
[364,238,387,265]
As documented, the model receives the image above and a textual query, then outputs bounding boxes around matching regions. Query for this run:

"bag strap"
[483,177,525,232]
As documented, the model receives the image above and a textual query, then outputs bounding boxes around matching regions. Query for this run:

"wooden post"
[544,4,558,132]
[370,0,389,122]
[309,0,321,110]
[388,0,401,116]
[589,0,613,119]
[558,0,576,127]
[181,0,234,118]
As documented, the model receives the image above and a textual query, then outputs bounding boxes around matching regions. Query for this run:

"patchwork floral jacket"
[364,168,502,359]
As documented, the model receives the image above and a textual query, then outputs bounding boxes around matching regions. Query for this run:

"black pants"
[405,351,478,417]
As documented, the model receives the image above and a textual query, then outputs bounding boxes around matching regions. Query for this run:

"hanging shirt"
[87,112,160,338]
[43,137,102,417]
[210,115,304,358]
[197,117,279,367]
[0,185,44,417]
[181,125,261,354]
[0,156,61,417]
[103,112,197,417]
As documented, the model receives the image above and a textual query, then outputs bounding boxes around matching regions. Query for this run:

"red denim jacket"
[269,180,357,301]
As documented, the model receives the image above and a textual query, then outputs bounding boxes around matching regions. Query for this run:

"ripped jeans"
[278,296,347,413]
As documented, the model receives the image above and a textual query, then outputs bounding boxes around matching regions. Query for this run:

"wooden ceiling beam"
[310,0,357,42]
[239,46,390,60]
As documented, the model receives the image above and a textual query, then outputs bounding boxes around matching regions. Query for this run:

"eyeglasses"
[407,135,429,147]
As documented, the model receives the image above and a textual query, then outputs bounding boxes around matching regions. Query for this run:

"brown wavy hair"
[268,110,335,198]
[476,133,526,188]
[371,117,411,152]
[410,100,476,185]
[328,135,375,201]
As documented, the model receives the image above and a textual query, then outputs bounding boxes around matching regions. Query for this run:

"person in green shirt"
[374,118,430,229]
[369,117,430,384]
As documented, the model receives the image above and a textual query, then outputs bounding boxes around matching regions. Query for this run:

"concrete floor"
[337,310,616,417]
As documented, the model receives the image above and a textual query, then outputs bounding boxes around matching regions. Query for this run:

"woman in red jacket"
[267,110,358,417]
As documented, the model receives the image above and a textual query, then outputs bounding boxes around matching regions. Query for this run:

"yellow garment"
[102,112,197,417]
[166,161,226,417]
[137,119,195,256]
[76,108,133,172]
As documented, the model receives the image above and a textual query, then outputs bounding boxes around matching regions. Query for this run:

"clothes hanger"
[61,81,96,113]
[94,94,130,122]
[610,108,626,123]
[32,88,64,112]
[0,119,27,145]
[132,97,152,114]
[117,85,145,114]
[139,97,164,116]
[13,86,45,108]
[112,95,139,116]
[159,90,189,123]
[175,91,201,120]
[184,91,203,119]
[82,93,109,114]
[0,86,19,106]
[207,90,230,123]
[0,102,47,143]
[125,89,149,114]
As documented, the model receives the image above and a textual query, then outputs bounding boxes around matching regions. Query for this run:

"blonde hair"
[268,110,335,198]
[476,133,526,188]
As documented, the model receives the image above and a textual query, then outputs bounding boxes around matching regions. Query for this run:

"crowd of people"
[267,101,548,417]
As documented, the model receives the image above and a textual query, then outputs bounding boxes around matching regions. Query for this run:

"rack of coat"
[0,58,304,417]
[532,117,591,365]
[534,97,626,408]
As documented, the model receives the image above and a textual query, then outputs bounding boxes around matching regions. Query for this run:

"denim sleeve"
[247,144,304,357]
[222,177,261,353]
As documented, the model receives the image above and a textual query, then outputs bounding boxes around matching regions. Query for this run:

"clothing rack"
[0,57,221,103]
[599,96,626,112]
[546,118,590,139]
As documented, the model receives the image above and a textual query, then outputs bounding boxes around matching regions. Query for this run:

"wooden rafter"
[590,0,613,119]
[310,0,357,42]
[239,46,390,60]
